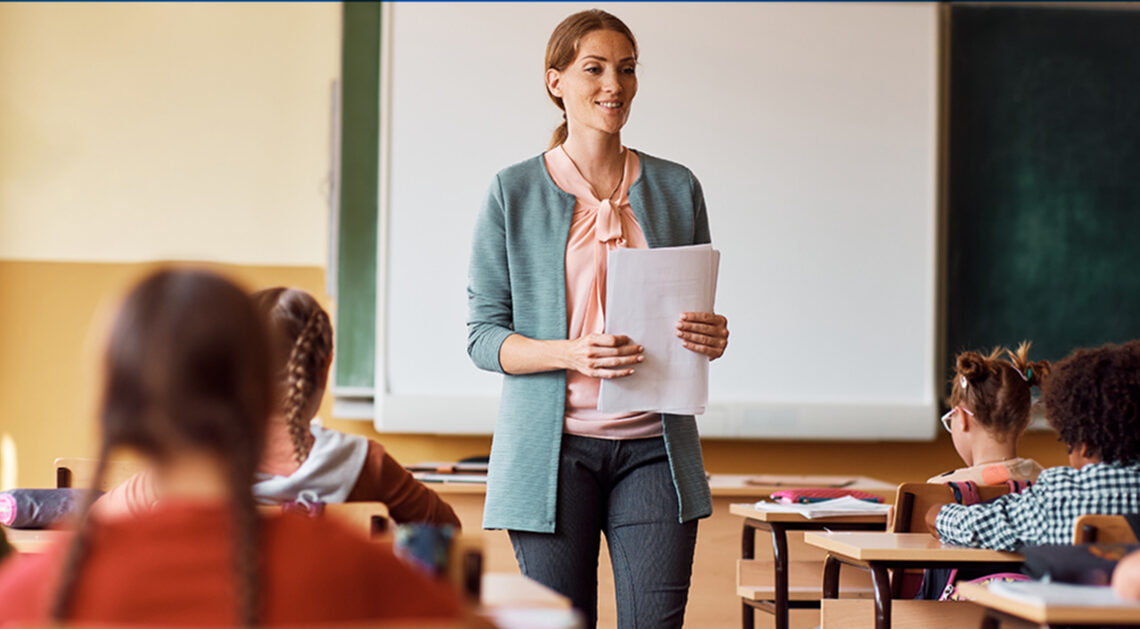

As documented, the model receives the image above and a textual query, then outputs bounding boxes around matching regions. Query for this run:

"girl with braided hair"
[248,287,459,525]
[0,269,460,625]
[928,342,1050,485]
[91,287,459,528]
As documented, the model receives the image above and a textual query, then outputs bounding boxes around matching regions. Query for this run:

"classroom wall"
[0,3,1070,491]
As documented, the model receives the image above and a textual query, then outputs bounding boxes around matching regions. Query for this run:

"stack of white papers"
[599,244,720,414]
[750,496,892,519]
[989,580,1140,608]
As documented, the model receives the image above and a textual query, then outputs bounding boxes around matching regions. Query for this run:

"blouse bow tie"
[595,198,625,244]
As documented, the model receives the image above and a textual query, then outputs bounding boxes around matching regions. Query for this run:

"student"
[926,341,1140,551]
[0,270,461,625]
[94,287,460,528]
[928,343,1048,485]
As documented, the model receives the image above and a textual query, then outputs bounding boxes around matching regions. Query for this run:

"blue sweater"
[467,149,714,533]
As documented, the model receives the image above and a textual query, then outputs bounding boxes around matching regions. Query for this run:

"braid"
[283,310,332,463]
[50,448,110,622]
[228,460,261,626]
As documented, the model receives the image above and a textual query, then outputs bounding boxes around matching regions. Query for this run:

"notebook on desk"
[412,472,488,484]
[989,580,1140,608]
[407,461,490,474]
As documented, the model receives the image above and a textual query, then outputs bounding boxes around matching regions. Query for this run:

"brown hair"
[1041,341,1140,465]
[948,341,1050,439]
[53,269,271,625]
[250,288,333,464]
[544,9,638,149]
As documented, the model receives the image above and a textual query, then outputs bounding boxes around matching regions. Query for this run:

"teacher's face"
[546,29,638,139]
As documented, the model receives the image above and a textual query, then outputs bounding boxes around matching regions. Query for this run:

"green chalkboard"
[946,5,1140,366]
[333,2,380,392]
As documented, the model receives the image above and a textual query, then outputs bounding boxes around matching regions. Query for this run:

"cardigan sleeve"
[690,171,711,246]
[466,175,516,373]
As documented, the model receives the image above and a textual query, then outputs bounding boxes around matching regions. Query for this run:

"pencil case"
[0,488,103,529]
[770,488,883,504]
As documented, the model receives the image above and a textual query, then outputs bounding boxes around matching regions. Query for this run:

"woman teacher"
[466,10,729,628]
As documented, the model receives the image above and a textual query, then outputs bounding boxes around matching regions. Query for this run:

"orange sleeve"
[346,442,462,529]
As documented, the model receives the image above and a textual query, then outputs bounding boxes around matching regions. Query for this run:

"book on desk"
[407,461,488,484]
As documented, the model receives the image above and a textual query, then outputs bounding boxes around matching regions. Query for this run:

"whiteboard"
[377,2,940,440]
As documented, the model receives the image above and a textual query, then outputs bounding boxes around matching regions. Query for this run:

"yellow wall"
[0,259,1073,491]
[0,4,1073,492]
[0,3,336,265]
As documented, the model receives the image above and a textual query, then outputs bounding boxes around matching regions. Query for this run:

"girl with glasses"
[928,342,1049,485]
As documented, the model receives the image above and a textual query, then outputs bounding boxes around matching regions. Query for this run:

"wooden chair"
[885,482,1015,601]
[258,501,391,539]
[55,456,144,490]
[890,482,1012,534]
[1073,514,1139,544]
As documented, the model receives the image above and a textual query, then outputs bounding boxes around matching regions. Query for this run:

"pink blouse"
[544,146,661,439]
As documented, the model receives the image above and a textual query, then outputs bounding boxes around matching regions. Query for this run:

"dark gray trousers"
[508,434,699,629]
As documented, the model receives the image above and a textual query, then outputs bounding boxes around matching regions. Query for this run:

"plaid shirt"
[935,462,1140,551]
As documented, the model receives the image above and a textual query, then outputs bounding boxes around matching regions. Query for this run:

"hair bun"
[956,351,988,382]
[1027,360,1051,387]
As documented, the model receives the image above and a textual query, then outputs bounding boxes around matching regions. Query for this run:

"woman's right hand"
[564,334,643,379]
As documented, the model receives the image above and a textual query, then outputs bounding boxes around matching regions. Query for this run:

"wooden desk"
[731,504,885,629]
[434,474,894,629]
[1,527,70,554]
[957,581,1140,628]
[805,532,1022,629]
[480,572,583,629]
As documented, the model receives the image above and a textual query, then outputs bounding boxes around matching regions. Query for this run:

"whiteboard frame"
[370,2,941,441]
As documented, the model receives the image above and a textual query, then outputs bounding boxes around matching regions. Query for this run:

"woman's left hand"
[676,312,729,360]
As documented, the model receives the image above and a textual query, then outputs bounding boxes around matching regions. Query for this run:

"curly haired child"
[926,341,1140,550]
[928,342,1049,485]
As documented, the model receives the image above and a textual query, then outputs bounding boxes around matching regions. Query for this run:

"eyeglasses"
[940,405,975,433]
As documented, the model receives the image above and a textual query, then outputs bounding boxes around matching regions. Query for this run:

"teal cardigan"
[467,150,713,533]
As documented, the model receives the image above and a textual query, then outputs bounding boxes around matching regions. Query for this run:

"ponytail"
[548,119,568,150]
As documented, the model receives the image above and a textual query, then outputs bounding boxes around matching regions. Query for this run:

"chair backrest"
[891,482,1013,534]
[1073,514,1140,544]
[327,501,391,538]
[256,501,391,539]
[54,457,145,490]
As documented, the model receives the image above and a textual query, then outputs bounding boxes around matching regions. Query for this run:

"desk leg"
[742,522,758,629]
[869,563,892,629]
[822,555,840,599]
[770,523,790,629]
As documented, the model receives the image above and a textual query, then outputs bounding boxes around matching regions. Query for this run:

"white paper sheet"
[598,244,720,414]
